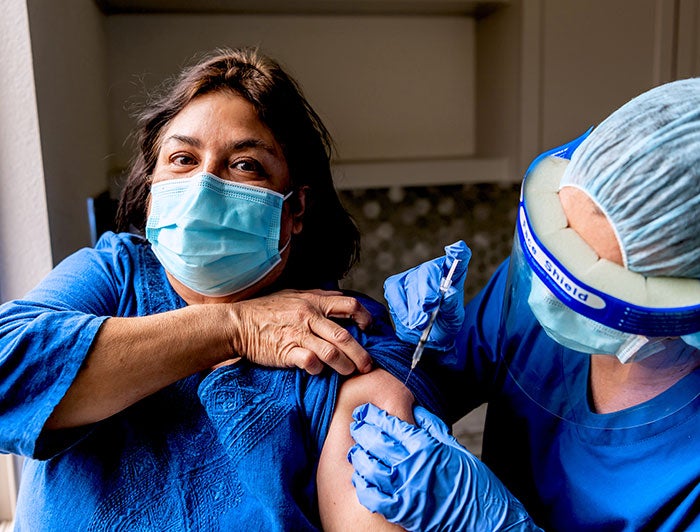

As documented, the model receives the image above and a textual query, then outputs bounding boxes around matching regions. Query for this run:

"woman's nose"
[202,157,226,177]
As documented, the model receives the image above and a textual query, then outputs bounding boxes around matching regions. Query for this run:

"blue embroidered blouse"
[0,232,448,531]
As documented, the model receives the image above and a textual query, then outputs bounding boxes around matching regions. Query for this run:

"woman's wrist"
[222,302,245,359]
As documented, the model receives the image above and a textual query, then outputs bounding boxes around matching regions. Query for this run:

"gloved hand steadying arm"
[348,403,542,532]
[384,241,471,353]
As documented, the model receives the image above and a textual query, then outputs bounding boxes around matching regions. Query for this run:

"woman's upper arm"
[317,368,413,531]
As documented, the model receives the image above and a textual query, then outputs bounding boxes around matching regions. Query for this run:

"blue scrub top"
[445,260,700,532]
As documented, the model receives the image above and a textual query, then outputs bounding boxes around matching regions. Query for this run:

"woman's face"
[150,90,305,304]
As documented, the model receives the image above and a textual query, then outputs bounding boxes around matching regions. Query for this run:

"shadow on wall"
[339,182,520,304]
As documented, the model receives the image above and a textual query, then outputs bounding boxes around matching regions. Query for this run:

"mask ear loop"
[615,335,651,363]
[278,189,297,253]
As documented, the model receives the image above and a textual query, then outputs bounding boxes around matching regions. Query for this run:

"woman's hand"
[228,289,373,375]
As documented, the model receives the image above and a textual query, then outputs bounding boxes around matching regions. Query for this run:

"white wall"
[475,0,522,174]
[0,455,17,523]
[105,14,476,171]
[27,0,111,263]
[0,0,52,302]
[0,3,48,522]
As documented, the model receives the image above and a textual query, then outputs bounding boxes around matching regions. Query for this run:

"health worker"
[347,78,700,531]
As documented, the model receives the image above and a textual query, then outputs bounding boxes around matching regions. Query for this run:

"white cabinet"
[477,0,700,177]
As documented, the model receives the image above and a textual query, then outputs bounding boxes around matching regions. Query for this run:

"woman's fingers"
[310,291,373,330]
[306,314,373,374]
[287,346,326,375]
[281,290,373,374]
[230,289,374,375]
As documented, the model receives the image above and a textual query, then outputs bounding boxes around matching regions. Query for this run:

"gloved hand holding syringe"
[384,240,472,372]
[409,257,461,371]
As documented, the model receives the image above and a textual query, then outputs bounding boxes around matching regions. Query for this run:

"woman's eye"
[171,154,197,166]
[232,158,266,175]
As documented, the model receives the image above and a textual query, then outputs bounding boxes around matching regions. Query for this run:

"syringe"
[405,258,461,381]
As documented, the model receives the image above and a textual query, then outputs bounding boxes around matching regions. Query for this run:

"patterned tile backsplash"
[338,182,521,453]
[338,182,521,304]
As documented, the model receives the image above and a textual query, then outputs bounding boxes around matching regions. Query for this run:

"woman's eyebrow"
[162,134,200,148]
[162,134,277,155]
[226,138,278,155]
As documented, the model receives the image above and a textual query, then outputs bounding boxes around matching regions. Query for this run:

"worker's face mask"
[527,276,689,363]
[146,172,293,297]
[503,133,700,364]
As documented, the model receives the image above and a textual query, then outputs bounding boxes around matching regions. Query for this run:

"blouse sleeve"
[338,291,458,423]
[0,233,133,457]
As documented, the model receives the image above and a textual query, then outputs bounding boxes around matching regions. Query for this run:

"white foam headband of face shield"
[524,156,700,314]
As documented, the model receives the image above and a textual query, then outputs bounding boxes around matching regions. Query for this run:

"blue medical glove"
[348,403,541,532]
[384,241,471,352]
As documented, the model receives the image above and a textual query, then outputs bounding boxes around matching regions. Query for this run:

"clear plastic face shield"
[500,132,700,427]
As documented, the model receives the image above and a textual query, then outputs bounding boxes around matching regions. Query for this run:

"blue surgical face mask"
[527,275,627,354]
[527,275,693,363]
[146,172,293,297]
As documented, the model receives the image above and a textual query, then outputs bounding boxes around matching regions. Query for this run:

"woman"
[0,48,443,530]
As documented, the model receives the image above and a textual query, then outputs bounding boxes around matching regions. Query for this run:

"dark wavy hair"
[116,47,360,287]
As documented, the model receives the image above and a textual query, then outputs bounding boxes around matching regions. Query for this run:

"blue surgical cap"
[560,78,700,279]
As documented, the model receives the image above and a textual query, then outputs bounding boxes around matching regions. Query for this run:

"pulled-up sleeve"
[0,234,137,458]
[344,291,455,422]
